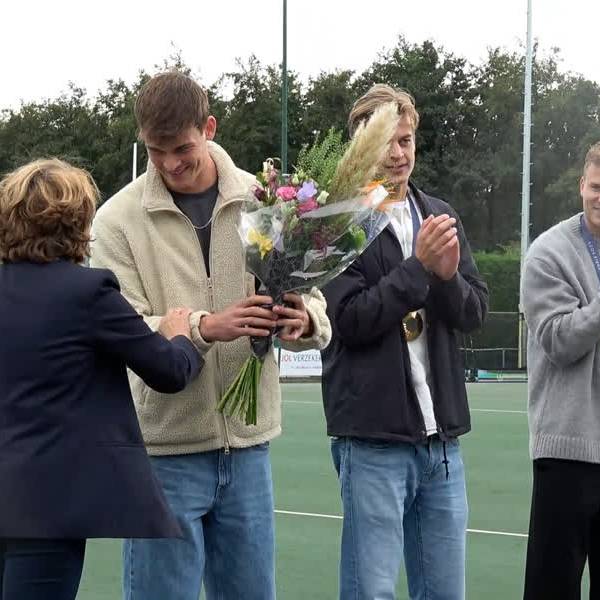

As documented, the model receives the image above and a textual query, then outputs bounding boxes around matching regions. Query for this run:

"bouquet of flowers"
[217,103,400,425]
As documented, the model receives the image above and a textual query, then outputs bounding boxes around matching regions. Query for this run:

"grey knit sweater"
[522,213,600,463]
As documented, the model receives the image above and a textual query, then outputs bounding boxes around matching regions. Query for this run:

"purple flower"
[297,180,317,202]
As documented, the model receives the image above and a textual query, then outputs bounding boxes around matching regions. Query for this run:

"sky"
[1,0,598,109]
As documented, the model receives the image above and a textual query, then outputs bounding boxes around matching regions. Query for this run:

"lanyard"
[408,194,420,254]
[580,215,600,284]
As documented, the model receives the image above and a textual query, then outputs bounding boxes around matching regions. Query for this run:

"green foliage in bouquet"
[295,128,346,191]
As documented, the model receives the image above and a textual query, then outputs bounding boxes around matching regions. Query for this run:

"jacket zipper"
[207,200,247,456]
[174,207,232,454]
[206,276,231,454]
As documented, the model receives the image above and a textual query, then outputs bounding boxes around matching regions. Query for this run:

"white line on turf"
[283,400,321,405]
[283,400,527,414]
[274,510,528,538]
[275,509,341,520]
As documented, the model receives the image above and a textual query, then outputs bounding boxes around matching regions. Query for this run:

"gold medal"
[402,311,423,342]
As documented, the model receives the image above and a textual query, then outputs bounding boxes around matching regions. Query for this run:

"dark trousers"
[0,538,85,600]
[524,458,600,600]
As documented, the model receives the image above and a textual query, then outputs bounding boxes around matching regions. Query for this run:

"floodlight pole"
[281,0,288,174]
[518,0,533,369]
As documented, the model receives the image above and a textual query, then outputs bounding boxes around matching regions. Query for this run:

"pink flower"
[276,186,297,201]
[297,198,319,214]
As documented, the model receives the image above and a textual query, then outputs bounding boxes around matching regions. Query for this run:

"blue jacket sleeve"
[90,272,203,393]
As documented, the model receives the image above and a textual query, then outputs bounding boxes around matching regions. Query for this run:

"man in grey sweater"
[521,141,600,599]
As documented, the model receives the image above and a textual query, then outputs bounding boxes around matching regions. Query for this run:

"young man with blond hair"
[522,141,600,600]
[321,84,488,600]
[91,71,331,600]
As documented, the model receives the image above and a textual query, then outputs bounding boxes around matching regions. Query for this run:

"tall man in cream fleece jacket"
[521,141,600,600]
[91,71,331,600]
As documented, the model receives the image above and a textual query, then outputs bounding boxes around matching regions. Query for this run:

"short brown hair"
[348,84,420,136]
[135,71,210,140]
[584,142,600,176]
[0,158,98,264]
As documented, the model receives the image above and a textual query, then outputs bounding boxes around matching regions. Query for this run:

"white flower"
[317,190,329,205]
[262,159,275,180]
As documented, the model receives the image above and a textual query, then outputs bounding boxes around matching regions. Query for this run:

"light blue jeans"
[331,436,468,600]
[123,444,275,600]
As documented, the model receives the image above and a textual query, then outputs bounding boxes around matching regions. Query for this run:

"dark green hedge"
[473,250,520,313]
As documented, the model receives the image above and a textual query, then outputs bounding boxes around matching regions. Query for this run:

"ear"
[580,175,586,196]
[204,116,217,141]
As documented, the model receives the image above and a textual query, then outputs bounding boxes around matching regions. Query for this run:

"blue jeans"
[123,444,275,600]
[331,436,468,600]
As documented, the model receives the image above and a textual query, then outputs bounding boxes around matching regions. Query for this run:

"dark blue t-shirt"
[171,182,218,276]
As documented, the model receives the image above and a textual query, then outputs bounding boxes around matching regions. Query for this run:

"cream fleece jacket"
[91,142,331,454]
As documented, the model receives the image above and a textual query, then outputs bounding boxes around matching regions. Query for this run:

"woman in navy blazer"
[0,159,203,599]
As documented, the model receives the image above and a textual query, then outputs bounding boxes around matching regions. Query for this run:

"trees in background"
[1,37,598,250]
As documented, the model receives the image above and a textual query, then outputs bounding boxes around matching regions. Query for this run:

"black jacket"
[0,260,202,538]
[321,184,488,442]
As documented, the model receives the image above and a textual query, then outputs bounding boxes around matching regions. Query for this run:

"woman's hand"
[159,308,193,340]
